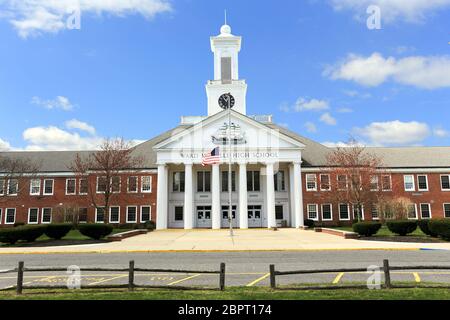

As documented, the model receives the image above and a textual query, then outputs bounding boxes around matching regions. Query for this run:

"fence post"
[269,264,276,289]
[219,263,226,291]
[383,259,391,289]
[128,260,135,291]
[16,261,24,295]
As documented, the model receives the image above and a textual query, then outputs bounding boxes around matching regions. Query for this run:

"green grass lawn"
[334,226,426,237]
[0,286,449,300]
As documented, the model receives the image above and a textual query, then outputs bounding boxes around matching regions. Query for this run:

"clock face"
[218,93,235,109]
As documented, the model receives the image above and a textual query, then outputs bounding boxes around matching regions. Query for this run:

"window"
[78,208,88,223]
[0,179,4,195]
[420,203,432,219]
[28,208,39,224]
[141,206,151,222]
[222,205,237,220]
[307,204,319,221]
[382,175,392,191]
[30,179,41,195]
[41,208,52,224]
[441,175,450,191]
[274,171,286,192]
[407,204,418,220]
[126,206,137,223]
[128,176,138,193]
[404,175,415,191]
[109,206,120,223]
[320,174,331,191]
[321,204,333,221]
[444,204,450,218]
[66,178,76,195]
[97,177,107,193]
[275,205,283,220]
[95,208,105,223]
[173,172,185,192]
[43,179,54,195]
[174,206,184,221]
[221,57,232,83]
[337,175,348,191]
[417,175,428,191]
[339,204,350,221]
[5,208,16,224]
[306,174,317,191]
[352,204,364,220]
[79,179,88,195]
[371,205,379,220]
[0,209,2,224]
[370,176,379,191]
[141,176,152,193]
[383,204,395,220]
[247,171,260,192]
[111,176,121,193]
[7,179,18,195]
[222,171,236,192]
[197,171,211,192]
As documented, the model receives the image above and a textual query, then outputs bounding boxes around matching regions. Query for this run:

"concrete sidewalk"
[1,229,450,254]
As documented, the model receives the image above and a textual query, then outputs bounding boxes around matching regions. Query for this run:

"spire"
[224,9,227,25]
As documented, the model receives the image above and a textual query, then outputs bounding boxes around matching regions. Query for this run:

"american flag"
[202,147,221,166]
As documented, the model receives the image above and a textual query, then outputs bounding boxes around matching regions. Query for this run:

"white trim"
[141,176,152,193]
[5,208,16,225]
[43,179,54,196]
[305,174,317,192]
[307,203,319,221]
[79,178,88,195]
[403,175,415,192]
[140,205,152,222]
[0,208,2,224]
[337,175,348,191]
[301,167,450,173]
[127,176,138,193]
[0,169,158,178]
[321,203,333,221]
[111,176,121,194]
[370,175,379,192]
[319,174,331,191]
[352,204,365,220]
[417,175,429,192]
[443,203,450,218]
[96,176,106,194]
[29,179,41,196]
[440,174,450,191]
[7,179,18,196]
[407,203,418,220]
[95,207,105,223]
[371,205,380,220]
[338,203,350,221]
[28,208,39,224]
[109,206,121,223]
[419,203,432,219]
[126,206,138,223]
[65,178,77,195]
[41,207,52,224]
[381,175,392,192]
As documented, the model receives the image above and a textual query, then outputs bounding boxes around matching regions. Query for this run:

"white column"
[293,162,304,228]
[156,164,168,230]
[239,162,248,229]
[265,162,276,229]
[211,164,221,229]
[289,164,296,228]
[184,163,194,230]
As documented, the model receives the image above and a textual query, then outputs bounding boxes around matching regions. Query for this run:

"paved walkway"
[1,229,450,254]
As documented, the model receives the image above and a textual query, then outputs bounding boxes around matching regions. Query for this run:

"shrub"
[429,219,450,240]
[14,222,25,228]
[386,220,417,236]
[78,224,113,240]
[418,220,438,237]
[352,222,382,237]
[144,221,156,231]
[45,223,73,240]
[20,225,48,242]
[0,228,23,244]
[304,219,315,228]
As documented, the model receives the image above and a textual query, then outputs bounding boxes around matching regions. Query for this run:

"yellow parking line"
[246,273,270,287]
[88,274,128,286]
[413,272,421,283]
[333,272,345,284]
[168,274,201,286]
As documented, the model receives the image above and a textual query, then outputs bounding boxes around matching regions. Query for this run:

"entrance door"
[248,205,262,228]
[221,205,238,228]
[275,205,286,227]
[196,206,212,228]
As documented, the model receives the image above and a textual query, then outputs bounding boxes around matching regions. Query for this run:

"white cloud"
[354,120,431,146]
[305,122,317,133]
[294,98,329,112]
[65,119,96,135]
[0,138,11,151]
[337,107,353,113]
[329,0,450,23]
[326,53,450,89]
[320,113,337,126]
[279,102,290,113]
[433,127,449,138]
[31,96,74,111]
[1,0,172,38]
[322,141,366,148]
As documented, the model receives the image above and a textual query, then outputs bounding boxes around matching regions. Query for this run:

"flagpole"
[228,93,233,237]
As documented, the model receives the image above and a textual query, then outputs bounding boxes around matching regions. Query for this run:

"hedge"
[304,219,315,228]
[429,219,450,240]
[418,220,438,237]
[352,222,382,237]
[45,223,73,240]
[0,225,47,244]
[78,224,113,240]
[386,220,418,236]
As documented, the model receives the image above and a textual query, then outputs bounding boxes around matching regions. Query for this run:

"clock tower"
[206,23,248,116]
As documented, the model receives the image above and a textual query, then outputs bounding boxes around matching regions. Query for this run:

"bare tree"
[323,139,394,222]
[69,138,144,223]
[0,155,40,203]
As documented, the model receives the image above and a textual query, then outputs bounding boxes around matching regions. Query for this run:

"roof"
[364,147,450,168]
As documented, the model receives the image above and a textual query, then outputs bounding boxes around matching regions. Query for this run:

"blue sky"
[0,0,450,151]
